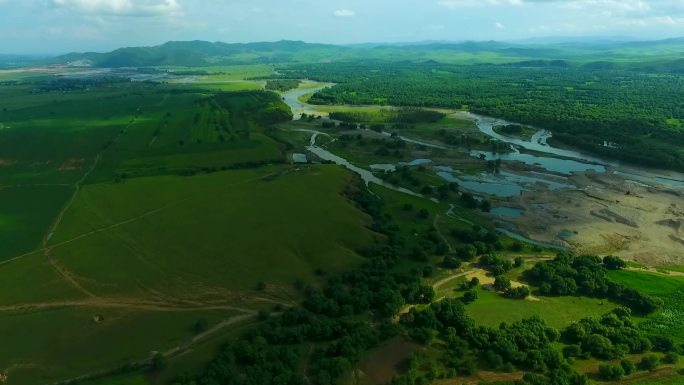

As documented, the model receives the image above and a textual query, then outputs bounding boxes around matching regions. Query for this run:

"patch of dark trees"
[524,254,662,314]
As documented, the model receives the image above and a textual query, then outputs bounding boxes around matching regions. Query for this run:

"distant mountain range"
[43,38,684,69]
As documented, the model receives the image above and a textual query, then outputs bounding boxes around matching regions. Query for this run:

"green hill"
[52,38,684,68]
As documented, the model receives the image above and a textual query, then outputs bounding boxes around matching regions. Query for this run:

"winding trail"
[0,299,256,313]
[42,152,104,298]
[44,310,259,385]
[433,213,454,253]
[432,268,477,290]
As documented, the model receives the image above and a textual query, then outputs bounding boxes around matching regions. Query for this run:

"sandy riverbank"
[504,171,684,266]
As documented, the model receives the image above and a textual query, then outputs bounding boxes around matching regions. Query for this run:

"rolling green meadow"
[0,76,379,384]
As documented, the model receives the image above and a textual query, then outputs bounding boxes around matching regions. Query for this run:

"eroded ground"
[499,170,684,265]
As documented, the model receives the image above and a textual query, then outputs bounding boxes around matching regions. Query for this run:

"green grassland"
[0,252,85,306]
[0,83,291,263]
[0,72,385,384]
[0,185,72,260]
[0,164,378,385]
[466,288,616,329]
[607,270,684,342]
[49,166,374,297]
[0,306,240,385]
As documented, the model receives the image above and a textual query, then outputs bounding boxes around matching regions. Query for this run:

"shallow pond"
[437,171,524,198]
[556,230,576,241]
[490,207,524,218]
[436,169,575,198]
[471,150,605,175]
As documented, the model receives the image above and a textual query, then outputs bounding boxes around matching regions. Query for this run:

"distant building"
[292,153,308,164]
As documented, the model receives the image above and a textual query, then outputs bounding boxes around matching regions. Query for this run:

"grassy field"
[0,164,377,385]
[0,252,85,306]
[48,166,374,298]
[0,185,73,261]
[0,306,240,385]
[0,71,383,384]
[466,288,617,329]
[607,269,684,342]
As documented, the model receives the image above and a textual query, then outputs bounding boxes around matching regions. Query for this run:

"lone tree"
[603,255,627,270]
[462,289,478,304]
[494,275,512,292]
[513,256,524,268]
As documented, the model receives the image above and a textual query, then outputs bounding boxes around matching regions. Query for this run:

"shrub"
[494,275,512,292]
[462,290,478,304]
[598,363,625,380]
[620,359,636,375]
[506,286,531,299]
[639,354,660,371]
[442,256,461,269]
[663,352,679,364]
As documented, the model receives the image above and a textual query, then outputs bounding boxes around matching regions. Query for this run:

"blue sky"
[1,0,683,54]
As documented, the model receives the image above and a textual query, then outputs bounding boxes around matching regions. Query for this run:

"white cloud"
[495,21,505,29]
[559,0,651,13]
[51,0,182,17]
[438,0,522,8]
[334,9,355,17]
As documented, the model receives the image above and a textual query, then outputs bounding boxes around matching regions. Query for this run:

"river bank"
[280,82,684,265]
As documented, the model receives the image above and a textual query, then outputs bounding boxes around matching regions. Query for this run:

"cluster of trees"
[524,254,663,313]
[563,307,655,360]
[397,299,587,385]
[285,62,684,171]
[450,225,503,257]
[300,113,323,122]
[497,124,525,135]
[329,108,444,125]
[563,307,682,381]
[214,91,293,127]
[479,253,513,275]
[265,79,301,92]
[337,134,406,158]
[459,192,492,212]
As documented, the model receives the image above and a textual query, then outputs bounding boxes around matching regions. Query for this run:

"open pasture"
[0,306,241,385]
[608,269,684,342]
[48,165,374,298]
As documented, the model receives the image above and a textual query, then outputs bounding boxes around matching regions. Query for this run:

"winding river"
[282,81,684,189]
[291,128,427,199]
[281,83,588,249]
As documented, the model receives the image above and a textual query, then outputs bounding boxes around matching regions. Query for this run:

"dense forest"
[281,63,684,171]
